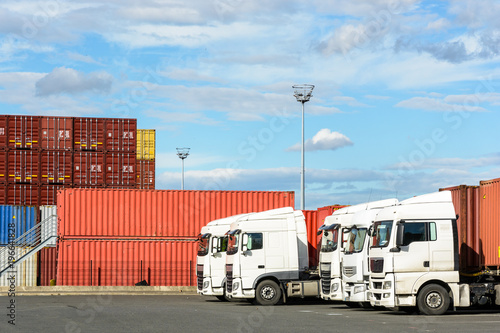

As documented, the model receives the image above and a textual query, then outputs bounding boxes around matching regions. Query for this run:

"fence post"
[189,260,192,286]
[90,260,93,286]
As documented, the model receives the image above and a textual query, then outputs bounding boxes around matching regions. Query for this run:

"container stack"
[136,129,155,190]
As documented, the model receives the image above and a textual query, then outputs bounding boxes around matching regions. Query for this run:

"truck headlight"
[354,285,365,294]
[332,283,339,292]
[233,282,240,291]
[203,281,209,289]
[383,293,390,298]
[383,281,392,290]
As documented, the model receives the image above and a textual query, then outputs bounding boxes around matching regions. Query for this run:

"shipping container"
[40,205,57,247]
[4,184,39,206]
[439,185,481,271]
[0,251,37,286]
[40,116,73,150]
[73,151,105,186]
[136,159,155,189]
[303,210,319,268]
[73,117,105,151]
[7,150,40,184]
[39,184,71,206]
[40,150,72,185]
[39,246,57,286]
[136,129,155,160]
[479,177,500,268]
[7,115,40,150]
[105,118,137,152]
[0,115,7,149]
[105,152,136,186]
[57,239,197,286]
[0,205,37,244]
[57,189,295,238]
[317,205,348,227]
[0,151,6,183]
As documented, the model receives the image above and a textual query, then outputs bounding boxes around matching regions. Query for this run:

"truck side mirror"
[242,234,249,252]
[211,238,218,254]
[395,223,405,247]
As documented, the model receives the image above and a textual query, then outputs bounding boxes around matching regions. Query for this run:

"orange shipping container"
[303,210,319,268]
[105,119,137,152]
[57,189,295,238]
[40,150,73,185]
[57,239,197,286]
[40,116,73,150]
[479,177,500,268]
[7,150,40,184]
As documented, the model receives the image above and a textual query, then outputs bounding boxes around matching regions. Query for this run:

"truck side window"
[246,233,263,250]
[429,222,437,241]
[402,222,426,246]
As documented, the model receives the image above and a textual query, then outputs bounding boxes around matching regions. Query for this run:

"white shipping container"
[40,205,57,247]
[0,251,37,287]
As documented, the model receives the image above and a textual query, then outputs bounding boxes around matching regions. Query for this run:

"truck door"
[210,236,227,285]
[393,221,430,274]
[240,232,266,287]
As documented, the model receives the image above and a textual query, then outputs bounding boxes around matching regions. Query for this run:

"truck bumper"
[320,277,343,301]
[198,278,224,296]
[369,274,396,308]
[343,283,369,303]
[228,277,255,299]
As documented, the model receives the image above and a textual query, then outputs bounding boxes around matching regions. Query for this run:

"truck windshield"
[371,221,393,248]
[197,237,209,256]
[345,228,367,254]
[320,229,338,252]
[227,234,239,255]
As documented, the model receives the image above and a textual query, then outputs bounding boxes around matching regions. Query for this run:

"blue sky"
[1,0,500,209]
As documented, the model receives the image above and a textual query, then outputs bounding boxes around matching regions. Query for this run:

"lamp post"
[176,148,190,190]
[292,84,314,210]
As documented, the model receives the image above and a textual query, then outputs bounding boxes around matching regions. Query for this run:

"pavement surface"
[1,295,500,332]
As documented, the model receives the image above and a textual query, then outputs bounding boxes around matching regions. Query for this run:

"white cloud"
[35,67,113,96]
[66,52,102,65]
[426,18,450,31]
[395,96,488,112]
[287,129,353,152]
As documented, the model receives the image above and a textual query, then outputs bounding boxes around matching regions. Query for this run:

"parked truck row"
[197,191,500,315]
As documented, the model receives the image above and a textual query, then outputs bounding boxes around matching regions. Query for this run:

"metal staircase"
[0,213,57,276]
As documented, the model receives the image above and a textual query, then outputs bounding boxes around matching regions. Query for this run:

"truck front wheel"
[417,284,450,315]
[254,280,282,306]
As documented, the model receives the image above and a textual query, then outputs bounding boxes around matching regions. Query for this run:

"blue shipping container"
[0,205,37,245]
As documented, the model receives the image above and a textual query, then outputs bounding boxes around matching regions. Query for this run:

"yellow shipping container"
[137,129,155,161]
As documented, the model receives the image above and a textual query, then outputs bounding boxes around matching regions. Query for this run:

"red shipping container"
[74,117,105,151]
[0,151,6,183]
[317,205,347,227]
[7,115,40,150]
[40,116,73,150]
[5,184,39,205]
[105,152,136,186]
[303,210,319,268]
[57,239,197,286]
[73,151,105,185]
[40,150,72,185]
[440,185,481,271]
[105,118,137,152]
[39,247,58,286]
[479,177,500,268]
[0,115,7,149]
[57,189,295,238]
[136,160,155,189]
[39,184,72,206]
[7,150,40,184]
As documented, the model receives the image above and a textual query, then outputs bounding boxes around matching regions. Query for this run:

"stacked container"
[136,129,155,190]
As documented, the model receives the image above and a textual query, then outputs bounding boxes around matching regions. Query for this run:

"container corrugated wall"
[40,116,73,150]
[39,247,57,286]
[0,205,37,244]
[57,189,295,238]
[317,205,347,227]
[479,177,500,268]
[303,210,319,268]
[57,240,197,286]
[440,185,481,271]
[0,252,37,286]
[136,129,155,160]
[105,119,137,152]
[136,160,155,189]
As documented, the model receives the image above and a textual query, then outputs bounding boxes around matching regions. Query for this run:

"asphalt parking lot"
[1,295,500,333]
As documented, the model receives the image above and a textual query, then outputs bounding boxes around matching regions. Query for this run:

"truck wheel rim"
[426,292,442,308]
[261,286,276,300]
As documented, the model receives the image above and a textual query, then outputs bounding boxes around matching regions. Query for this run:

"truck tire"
[254,280,282,306]
[417,284,450,315]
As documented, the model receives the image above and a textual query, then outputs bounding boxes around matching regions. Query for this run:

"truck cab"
[225,207,316,305]
[197,213,253,300]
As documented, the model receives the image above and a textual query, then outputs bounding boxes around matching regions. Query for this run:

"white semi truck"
[225,207,319,305]
[368,191,500,315]
[318,199,397,303]
[197,213,253,300]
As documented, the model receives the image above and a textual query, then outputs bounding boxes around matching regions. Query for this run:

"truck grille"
[343,266,356,277]
[226,264,233,293]
[196,265,203,290]
[370,258,384,273]
[320,263,331,294]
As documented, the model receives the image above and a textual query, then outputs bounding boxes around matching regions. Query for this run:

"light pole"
[292,84,314,210]
[176,148,190,190]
